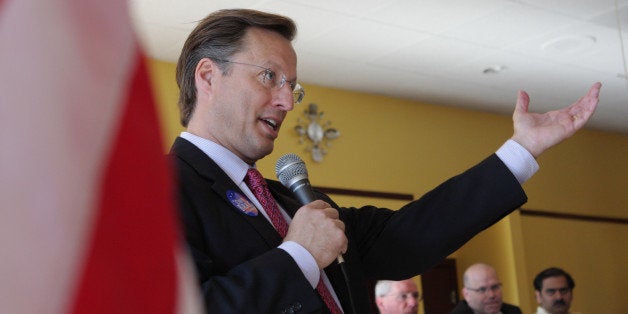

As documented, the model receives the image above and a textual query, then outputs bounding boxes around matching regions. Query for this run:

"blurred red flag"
[0,0,201,313]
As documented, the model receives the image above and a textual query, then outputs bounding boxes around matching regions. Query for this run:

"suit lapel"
[170,137,282,246]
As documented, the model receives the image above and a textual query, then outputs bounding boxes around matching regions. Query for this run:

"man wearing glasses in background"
[450,263,522,314]
[375,279,421,314]
[533,268,578,314]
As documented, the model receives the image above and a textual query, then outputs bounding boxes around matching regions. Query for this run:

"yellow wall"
[147,58,628,313]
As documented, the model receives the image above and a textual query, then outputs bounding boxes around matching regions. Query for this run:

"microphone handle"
[291,178,316,205]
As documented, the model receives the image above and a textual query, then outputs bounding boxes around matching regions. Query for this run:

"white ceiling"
[130,0,628,134]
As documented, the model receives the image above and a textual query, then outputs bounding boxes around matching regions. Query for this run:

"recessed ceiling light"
[541,35,597,54]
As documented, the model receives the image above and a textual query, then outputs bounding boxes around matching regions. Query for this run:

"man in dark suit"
[450,263,522,314]
[169,8,600,313]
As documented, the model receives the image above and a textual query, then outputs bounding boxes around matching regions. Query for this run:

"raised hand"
[511,82,601,158]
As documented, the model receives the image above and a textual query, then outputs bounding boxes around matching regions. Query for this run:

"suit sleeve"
[339,154,528,280]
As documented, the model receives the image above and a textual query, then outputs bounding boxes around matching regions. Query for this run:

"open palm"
[511,82,601,158]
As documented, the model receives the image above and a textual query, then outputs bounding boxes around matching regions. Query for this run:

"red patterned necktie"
[244,168,342,314]
[244,168,289,237]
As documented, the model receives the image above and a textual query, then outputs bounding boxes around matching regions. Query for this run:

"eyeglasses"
[466,283,502,295]
[385,291,422,302]
[215,59,305,104]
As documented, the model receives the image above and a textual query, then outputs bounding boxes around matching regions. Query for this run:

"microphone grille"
[275,153,308,187]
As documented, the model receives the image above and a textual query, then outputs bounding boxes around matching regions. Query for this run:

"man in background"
[450,263,522,314]
[533,267,577,314]
[375,279,420,314]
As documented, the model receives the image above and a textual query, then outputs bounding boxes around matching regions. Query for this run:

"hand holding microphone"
[284,200,347,269]
[275,154,347,268]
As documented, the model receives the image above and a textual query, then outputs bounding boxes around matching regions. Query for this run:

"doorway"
[421,258,459,314]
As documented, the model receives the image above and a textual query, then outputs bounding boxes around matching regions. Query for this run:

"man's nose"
[407,298,418,307]
[486,289,497,297]
[274,84,295,111]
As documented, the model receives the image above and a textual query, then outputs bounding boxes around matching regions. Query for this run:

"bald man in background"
[450,263,522,314]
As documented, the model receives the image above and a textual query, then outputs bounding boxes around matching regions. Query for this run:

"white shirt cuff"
[495,139,539,184]
[278,241,320,288]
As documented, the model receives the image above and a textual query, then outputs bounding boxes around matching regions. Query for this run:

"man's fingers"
[583,82,601,114]
[514,90,530,116]
[323,207,339,219]
[589,82,602,98]
[302,200,331,210]
[569,82,601,122]
[334,218,345,232]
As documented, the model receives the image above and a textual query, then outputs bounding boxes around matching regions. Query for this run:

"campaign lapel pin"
[226,190,258,216]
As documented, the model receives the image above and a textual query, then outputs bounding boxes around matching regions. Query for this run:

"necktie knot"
[244,168,288,238]
[244,168,267,190]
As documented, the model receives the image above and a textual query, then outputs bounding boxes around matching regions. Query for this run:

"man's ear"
[194,58,216,95]
[535,290,542,303]
[375,297,384,309]
[461,288,469,301]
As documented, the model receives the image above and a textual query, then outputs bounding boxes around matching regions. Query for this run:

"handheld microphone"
[275,153,316,204]
[276,153,356,312]
[275,153,345,264]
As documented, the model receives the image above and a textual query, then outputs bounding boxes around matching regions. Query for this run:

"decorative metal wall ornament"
[294,103,340,162]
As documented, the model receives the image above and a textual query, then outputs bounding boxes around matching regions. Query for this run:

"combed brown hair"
[175,9,297,127]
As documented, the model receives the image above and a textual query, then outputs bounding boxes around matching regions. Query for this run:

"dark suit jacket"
[450,300,523,314]
[169,137,527,313]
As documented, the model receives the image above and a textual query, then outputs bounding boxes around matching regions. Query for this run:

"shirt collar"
[180,132,252,184]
